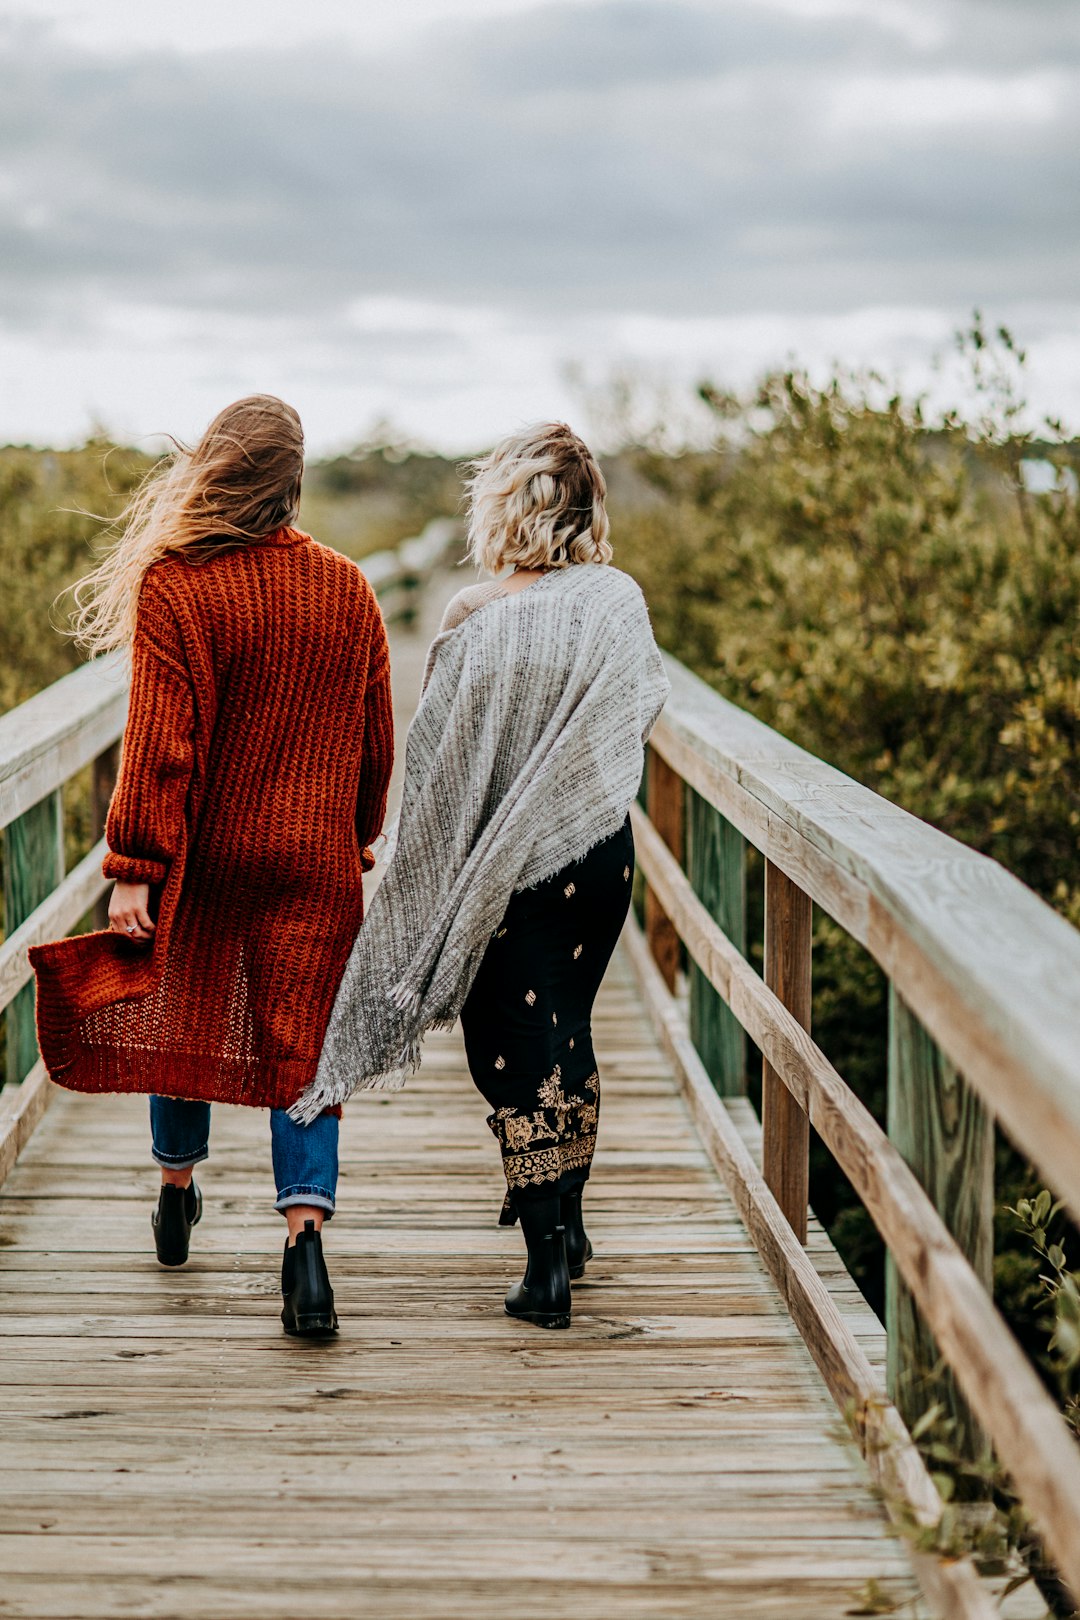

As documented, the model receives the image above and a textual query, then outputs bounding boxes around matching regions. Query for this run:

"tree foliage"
[609,326,1080,1333]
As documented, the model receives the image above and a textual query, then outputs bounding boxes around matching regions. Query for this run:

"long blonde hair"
[465,422,611,575]
[69,394,305,656]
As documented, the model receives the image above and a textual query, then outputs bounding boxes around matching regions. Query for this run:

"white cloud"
[0,0,1077,448]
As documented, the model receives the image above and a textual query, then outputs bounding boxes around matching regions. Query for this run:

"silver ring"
[126,924,137,935]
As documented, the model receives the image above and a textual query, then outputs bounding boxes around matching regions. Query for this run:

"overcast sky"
[1,0,1078,451]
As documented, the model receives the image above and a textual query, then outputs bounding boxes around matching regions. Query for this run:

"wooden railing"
[0,517,459,1177]
[626,652,1080,1611]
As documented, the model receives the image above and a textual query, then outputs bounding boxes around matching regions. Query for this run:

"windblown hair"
[465,422,611,575]
[68,394,305,656]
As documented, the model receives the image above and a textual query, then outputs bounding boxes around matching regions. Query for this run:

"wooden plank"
[90,743,119,929]
[650,655,1080,1224]
[762,860,811,1242]
[621,913,1001,1620]
[0,1061,55,1188]
[0,839,109,1015]
[644,747,684,991]
[0,950,939,1618]
[0,657,127,829]
[887,988,992,1465]
[629,796,1080,1603]
[4,790,64,1085]
[687,790,746,1094]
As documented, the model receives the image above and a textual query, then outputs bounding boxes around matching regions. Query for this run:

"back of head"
[466,422,611,575]
[70,394,305,656]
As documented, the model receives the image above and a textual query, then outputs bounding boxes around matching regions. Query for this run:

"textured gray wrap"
[290,563,669,1121]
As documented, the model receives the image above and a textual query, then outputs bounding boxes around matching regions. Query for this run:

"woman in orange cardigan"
[30,395,394,1337]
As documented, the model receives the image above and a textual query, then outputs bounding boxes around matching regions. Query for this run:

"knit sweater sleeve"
[102,575,195,888]
[355,605,395,871]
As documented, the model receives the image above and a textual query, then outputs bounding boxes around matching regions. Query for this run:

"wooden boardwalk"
[0,570,990,1618]
[0,948,927,1619]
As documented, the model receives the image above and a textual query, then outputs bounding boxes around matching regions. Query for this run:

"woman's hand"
[108,882,155,943]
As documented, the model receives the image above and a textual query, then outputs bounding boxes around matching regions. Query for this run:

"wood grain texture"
[4,789,64,1086]
[0,657,128,829]
[644,746,685,992]
[90,743,119,929]
[887,988,992,1465]
[687,789,746,1095]
[0,1060,54,1188]
[621,913,1014,1620]
[629,797,1080,1603]
[649,655,1080,1223]
[0,950,944,1620]
[762,860,811,1242]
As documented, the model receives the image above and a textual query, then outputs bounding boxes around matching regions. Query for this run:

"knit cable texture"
[291,561,669,1123]
[30,529,395,1111]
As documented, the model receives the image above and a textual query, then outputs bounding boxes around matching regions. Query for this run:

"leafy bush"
[608,324,1080,1330]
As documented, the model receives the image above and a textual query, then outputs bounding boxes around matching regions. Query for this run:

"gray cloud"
[0,0,1077,334]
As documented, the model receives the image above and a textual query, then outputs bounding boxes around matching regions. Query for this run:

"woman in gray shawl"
[293,423,669,1328]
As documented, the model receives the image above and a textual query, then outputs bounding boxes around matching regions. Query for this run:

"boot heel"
[505,1219,572,1328]
[281,1220,338,1337]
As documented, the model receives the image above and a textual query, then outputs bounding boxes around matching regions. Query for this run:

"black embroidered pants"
[460,818,634,1213]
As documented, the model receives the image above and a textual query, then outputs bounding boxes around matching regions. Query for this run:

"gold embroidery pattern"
[525,989,536,1006]
[573,944,583,959]
[494,1055,506,1070]
[563,882,576,898]
[488,1072,601,1191]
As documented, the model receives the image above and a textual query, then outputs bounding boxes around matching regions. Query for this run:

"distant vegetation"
[0,434,466,712]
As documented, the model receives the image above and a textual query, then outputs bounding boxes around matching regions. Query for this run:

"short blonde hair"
[465,422,611,574]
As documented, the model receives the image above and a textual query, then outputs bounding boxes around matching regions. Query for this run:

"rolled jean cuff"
[151,1144,209,1170]
[274,1185,335,1218]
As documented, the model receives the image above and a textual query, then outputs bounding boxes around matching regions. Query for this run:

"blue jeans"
[149,1096,339,1218]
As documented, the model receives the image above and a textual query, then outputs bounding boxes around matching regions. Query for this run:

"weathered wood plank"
[0,1061,55,1188]
[687,789,746,1095]
[887,988,993,1467]
[0,657,127,829]
[90,742,119,929]
[650,655,1080,1223]
[621,914,1003,1620]
[4,790,64,1085]
[629,797,1080,1602]
[0,948,936,1619]
[644,746,684,991]
[762,860,811,1242]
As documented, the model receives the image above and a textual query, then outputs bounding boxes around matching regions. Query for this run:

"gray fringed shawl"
[290,562,670,1123]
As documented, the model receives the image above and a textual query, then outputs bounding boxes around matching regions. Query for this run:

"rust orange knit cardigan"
[30,528,394,1111]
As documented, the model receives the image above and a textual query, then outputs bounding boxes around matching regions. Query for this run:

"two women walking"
[30,398,669,1336]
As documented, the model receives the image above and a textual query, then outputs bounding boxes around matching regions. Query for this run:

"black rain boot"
[504,1195,571,1330]
[152,1180,202,1268]
[281,1219,338,1337]
[561,1183,593,1280]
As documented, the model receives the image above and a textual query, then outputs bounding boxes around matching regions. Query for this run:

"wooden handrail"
[632,800,1080,1595]
[652,655,1080,1221]
[631,651,1080,1607]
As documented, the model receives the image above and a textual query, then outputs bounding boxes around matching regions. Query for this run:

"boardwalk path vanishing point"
[0,569,1033,1619]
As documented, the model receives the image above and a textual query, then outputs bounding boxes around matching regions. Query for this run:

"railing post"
[4,788,64,1087]
[886,986,992,1466]
[762,860,811,1242]
[91,742,119,930]
[687,788,746,1094]
[643,748,684,992]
